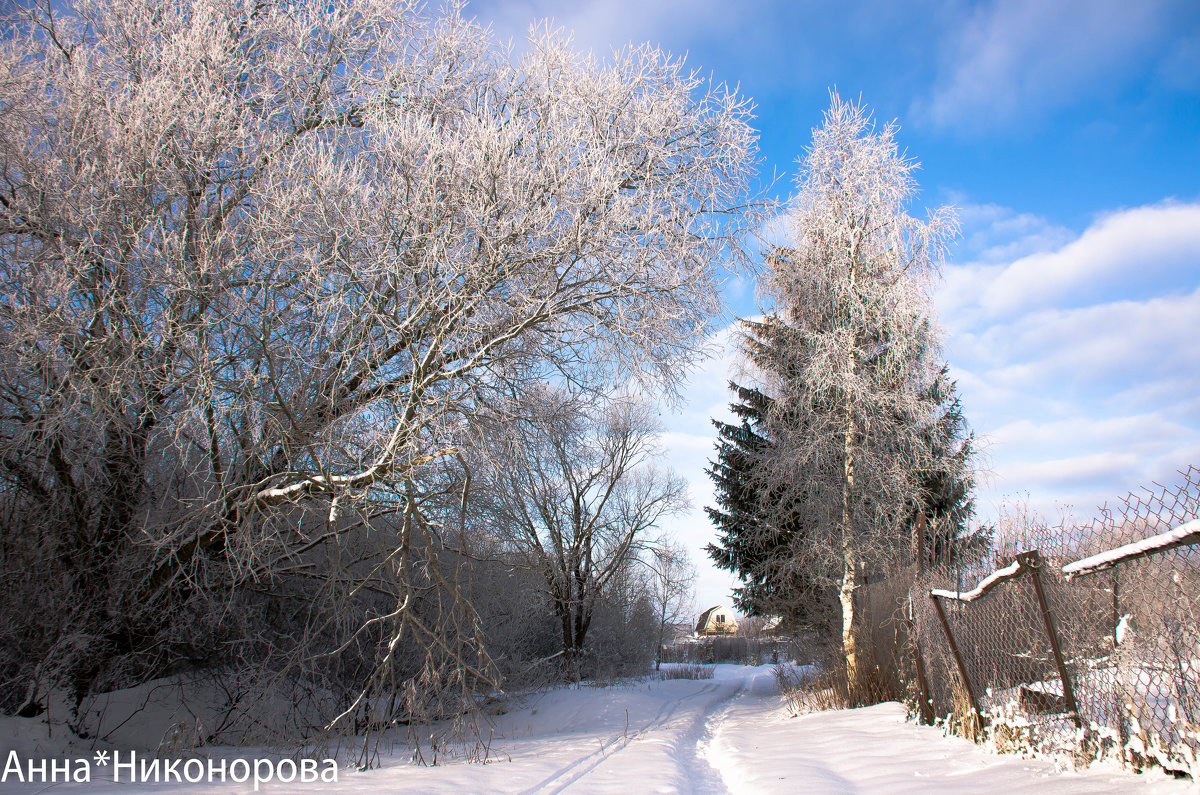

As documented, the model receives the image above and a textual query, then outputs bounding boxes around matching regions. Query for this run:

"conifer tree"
[705,318,834,632]
[705,379,772,611]
[911,366,991,569]
[707,316,982,637]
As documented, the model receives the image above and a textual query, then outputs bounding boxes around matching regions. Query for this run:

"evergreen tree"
[707,314,984,637]
[705,318,834,632]
[910,366,991,569]
[749,96,958,684]
[708,319,983,683]
[705,380,772,612]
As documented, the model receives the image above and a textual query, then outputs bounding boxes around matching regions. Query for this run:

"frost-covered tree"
[753,94,957,688]
[708,322,982,636]
[0,0,757,737]
[468,386,687,679]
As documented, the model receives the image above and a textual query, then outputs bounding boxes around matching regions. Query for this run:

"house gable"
[695,605,738,635]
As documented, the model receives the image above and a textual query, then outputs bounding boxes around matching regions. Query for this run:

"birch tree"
[754,94,956,691]
[0,0,757,736]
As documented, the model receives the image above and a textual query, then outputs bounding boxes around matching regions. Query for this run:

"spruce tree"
[707,321,982,631]
[705,318,834,632]
[911,366,990,569]
[704,380,772,611]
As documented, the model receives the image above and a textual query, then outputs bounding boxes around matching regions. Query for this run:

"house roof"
[695,605,735,633]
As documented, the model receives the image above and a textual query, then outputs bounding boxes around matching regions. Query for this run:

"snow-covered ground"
[1,664,1191,793]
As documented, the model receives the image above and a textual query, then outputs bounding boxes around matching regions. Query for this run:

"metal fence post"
[911,512,934,725]
[908,607,935,725]
[1022,550,1082,729]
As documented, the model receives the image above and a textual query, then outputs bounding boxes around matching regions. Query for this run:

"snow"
[931,560,1024,602]
[1062,519,1200,577]
[1115,613,1134,645]
[0,665,1191,793]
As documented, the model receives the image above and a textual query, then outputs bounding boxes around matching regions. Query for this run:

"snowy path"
[702,672,1188,794]
[360,664,1190,794]
[371,667,756,794]
[2,664,1192,793]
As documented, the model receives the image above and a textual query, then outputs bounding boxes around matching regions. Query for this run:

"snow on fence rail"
[929,517,1200,593]
[1062,518,1200,578]
[929,560,1024,602]
[911,465,1200,780]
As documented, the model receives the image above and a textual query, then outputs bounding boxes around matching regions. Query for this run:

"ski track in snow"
[515,678,725,794]
[0,665,1192,793]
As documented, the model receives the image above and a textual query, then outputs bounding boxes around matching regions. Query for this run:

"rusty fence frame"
[918,517,1199,769]
[927,549,1081,730]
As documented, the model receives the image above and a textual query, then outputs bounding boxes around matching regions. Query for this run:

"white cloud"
[990,414,1195,457]
[961,288,1200,394]
[915,0,1177,131]
[952,202,1074,264]
[984,414,1200,507]
[939,202,1200,328]
[981,438,1200,523]
[1003,452,1140,490]
[941,200,1200,526]
[980,204,1200,315]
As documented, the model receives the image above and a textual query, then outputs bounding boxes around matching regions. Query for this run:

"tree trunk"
[840,470,859,696]
[841,236,861,697]
[558,608,579,683]
[840,383,860,695]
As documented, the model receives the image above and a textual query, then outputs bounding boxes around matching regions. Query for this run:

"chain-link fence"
[908,466,1200,777]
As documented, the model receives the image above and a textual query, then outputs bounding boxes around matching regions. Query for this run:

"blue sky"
[464,0,1200,610]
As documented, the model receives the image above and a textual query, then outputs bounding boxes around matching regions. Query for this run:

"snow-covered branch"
[0,0,758,742]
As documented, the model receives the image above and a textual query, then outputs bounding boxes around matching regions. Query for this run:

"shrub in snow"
[658,664,716,681]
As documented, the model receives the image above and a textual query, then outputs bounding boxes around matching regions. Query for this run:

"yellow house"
[695,605,738,636]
